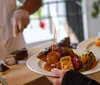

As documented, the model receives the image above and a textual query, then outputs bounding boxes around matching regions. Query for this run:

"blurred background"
[17,0,100,47]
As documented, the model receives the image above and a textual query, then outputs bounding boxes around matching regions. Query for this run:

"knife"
[0,60,26,65]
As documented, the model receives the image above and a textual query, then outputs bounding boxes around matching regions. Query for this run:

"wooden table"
[0,41,100,85]
[0,64,42,85]
[0,41,52,85]
[87,72,100,83]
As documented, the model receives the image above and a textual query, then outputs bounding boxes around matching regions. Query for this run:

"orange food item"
[44,62,55,71]
[37,51,47,61]
[60,56,74,70]
[37,42,98,72]
[80,51,97,71]
[90,60,99,69]
[44,62,61,71]
[46,51,61,64]
[55,62,61,69]
[80,54,89,65]
[94,38,100,47]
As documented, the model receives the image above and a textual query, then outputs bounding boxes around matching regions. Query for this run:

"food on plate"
[94,38,100,47]
[44,62,55,71]
[79,50,98,72]
[44,51,61,71]
[58,37,71,47]
[4,48,28,66]
[58,37,78,48]
[37,51,48,62]
[60,56,74,70]
[37,44,83,71]
[44,62,61,71]
[71,56,82,71]
[37,38,98,72]
[0,64,9,72]
[37,44,61,61]
[46,51,61,63]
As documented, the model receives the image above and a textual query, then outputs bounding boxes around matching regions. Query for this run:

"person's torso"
[0,0,25,59]
[0,0,16,25]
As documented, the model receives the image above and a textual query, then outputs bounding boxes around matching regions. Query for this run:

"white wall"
[82,0,100,40]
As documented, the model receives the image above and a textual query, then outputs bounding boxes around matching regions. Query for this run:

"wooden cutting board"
[0,64,42,85]
[0,41,53,85]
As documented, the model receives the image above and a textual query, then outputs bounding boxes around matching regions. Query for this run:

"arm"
[12,0,42,37]
[19,0,42,14]
[62,70,100,85]
[46,69,100,85]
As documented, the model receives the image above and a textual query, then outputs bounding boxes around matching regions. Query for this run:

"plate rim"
[26,53,100,76]
[26,53,56,77]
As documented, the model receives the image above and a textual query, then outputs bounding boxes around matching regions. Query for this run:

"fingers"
[12,19,19,37]
[12,18,29,37]
[46,69,67,85]
[51,68,67,77]
[11,9,29,37]
[18,18,29,32]
[18,20,25,32]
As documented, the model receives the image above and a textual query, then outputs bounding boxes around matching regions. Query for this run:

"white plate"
[76,37,100,59]
[27,37,100,76]
[74,37,96,55]
[26,53,56,77]
[86,41,100,59]
[26,53,100,76]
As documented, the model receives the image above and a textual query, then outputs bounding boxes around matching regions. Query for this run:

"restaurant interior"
[0,0,100,85]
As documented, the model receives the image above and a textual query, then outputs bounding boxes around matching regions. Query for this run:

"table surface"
[0,41,100,85]
[0,64,42,85]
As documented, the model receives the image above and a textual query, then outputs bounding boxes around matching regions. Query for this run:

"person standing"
[0,0,42,59]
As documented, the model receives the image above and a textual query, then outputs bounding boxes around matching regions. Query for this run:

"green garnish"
[61,58,70,61]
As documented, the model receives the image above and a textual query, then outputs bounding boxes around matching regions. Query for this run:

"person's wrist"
[13,9,29,16]
[62,70,72,85]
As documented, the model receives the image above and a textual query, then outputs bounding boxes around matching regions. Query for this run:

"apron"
[0,0,25,59]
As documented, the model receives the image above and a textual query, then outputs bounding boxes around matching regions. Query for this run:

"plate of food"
[75,37,96,55]
[26,37,100,76]
[77,37,100,59]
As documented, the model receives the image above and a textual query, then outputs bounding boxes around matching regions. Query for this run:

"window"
[17,0,67,45]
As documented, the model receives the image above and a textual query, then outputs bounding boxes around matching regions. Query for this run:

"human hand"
[11,9,29,37]
[46,68,67,85]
